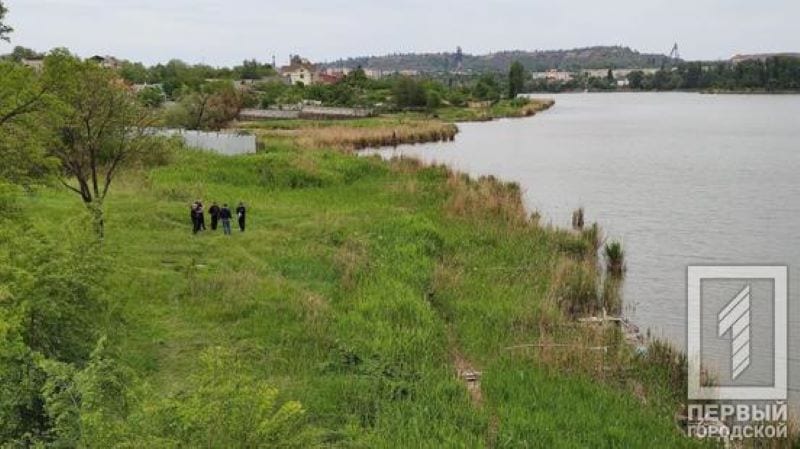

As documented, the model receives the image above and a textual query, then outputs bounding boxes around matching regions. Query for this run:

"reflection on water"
[366,92,800,405]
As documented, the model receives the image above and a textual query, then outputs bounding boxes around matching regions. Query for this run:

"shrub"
[137,347,318,448]
[604,241,625,277]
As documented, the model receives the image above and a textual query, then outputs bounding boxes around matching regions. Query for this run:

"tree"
[627,70,644,90]
[0,61,57,184]
[137,85,166,108]
[119,60,149,84]
[508,61,525,98]
[473,74,499,101]
[426,90,442,110]
[393,76,427,109]
[165,80,243,130]
[7,45,43,62]
[46,51,158,237]
[0,1,13,42]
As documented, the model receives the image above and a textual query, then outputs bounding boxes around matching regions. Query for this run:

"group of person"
[190,201,246,235]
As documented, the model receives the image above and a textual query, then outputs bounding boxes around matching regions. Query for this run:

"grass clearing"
[16,139,710,446]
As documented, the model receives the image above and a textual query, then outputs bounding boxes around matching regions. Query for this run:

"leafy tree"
[5,45,43,62]
[257,80,290,107]
[472,74,499,101]
[0,215,108,445]
[627,70,644,89]
[508,61,526,98]
[119,60,149,84]
[426,90,442,110]
[0,61,57,184]
[45,51,159,237]
[393,76,427,109]
[0,0,12,42]
[137,84,165,108]
[165,80,244,130]
[148,59,208,98]
[235,59,275,80]
[682,62,702,89]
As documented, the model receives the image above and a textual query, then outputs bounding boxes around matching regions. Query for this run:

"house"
[317,72,343,85]
[21,58,45,71]
[88,55,122,69]
[532,69,573,82]
[323,67,351,77]
[363,68,385,79]
[280,55,317,86]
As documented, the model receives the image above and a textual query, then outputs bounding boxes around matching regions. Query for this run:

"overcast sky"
[2,0,799,66]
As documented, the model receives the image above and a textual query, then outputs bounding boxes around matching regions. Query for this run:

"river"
[368,92,800,404]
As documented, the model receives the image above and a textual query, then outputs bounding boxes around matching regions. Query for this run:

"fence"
[239,105,374,121]
[159,129,256,156]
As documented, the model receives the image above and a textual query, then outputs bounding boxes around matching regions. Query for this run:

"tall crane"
[668,43,680,60]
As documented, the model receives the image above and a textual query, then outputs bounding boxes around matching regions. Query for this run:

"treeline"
[530,57,800,92]
[323,46,676,73]
[1,46,536,130]
[631,57,800,91]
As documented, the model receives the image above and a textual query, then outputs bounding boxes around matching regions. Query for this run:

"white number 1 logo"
[718,285,751,380]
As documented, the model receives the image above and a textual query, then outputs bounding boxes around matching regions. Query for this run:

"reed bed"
[251,121,458,151]
[444,172,528,226]
[296,122,458,149]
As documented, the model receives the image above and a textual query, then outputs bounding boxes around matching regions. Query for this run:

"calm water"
[369,92,800,401]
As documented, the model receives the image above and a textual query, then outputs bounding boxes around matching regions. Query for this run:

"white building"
[532,69,573,82]
[280,56,317,86]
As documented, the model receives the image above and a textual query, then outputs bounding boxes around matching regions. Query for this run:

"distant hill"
[322,46,678,73]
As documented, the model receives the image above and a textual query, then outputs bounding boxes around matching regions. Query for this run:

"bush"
[135,347,318,448]
[604,241,625,277]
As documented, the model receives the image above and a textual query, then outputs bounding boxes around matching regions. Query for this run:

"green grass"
[20,147,706,447]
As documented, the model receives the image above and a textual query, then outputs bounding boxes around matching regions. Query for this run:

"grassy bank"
[235,98,553,151]
[15,142,708,447]
[431,97,555,122]
[239,117,458,151]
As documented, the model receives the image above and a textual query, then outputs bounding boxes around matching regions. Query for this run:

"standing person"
[197,201,206,231]
[220,203,233,235]
[209,202,221,231]
[190,202,200,234]
[236,202,247,232]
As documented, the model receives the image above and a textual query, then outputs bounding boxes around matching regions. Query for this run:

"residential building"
[363,68,385,79]
[280,55,317,86]
[88,55,122,69]
[21,58,45,71]
[532,69,573,81]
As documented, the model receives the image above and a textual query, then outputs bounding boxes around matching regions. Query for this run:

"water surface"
[369,92,800,401]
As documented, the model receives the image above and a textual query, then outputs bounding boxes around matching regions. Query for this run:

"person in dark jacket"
[236,202,246,232]
[220,204,233,235]
[209,202,221,231]
[190,202,200,234]
[197,201,206,231]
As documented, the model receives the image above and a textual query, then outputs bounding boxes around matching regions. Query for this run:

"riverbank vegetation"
[2,9,792,446]
[2,142,714,447]
[235,97,553,151]
[530,56,800,93]
[1,43,713,448]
